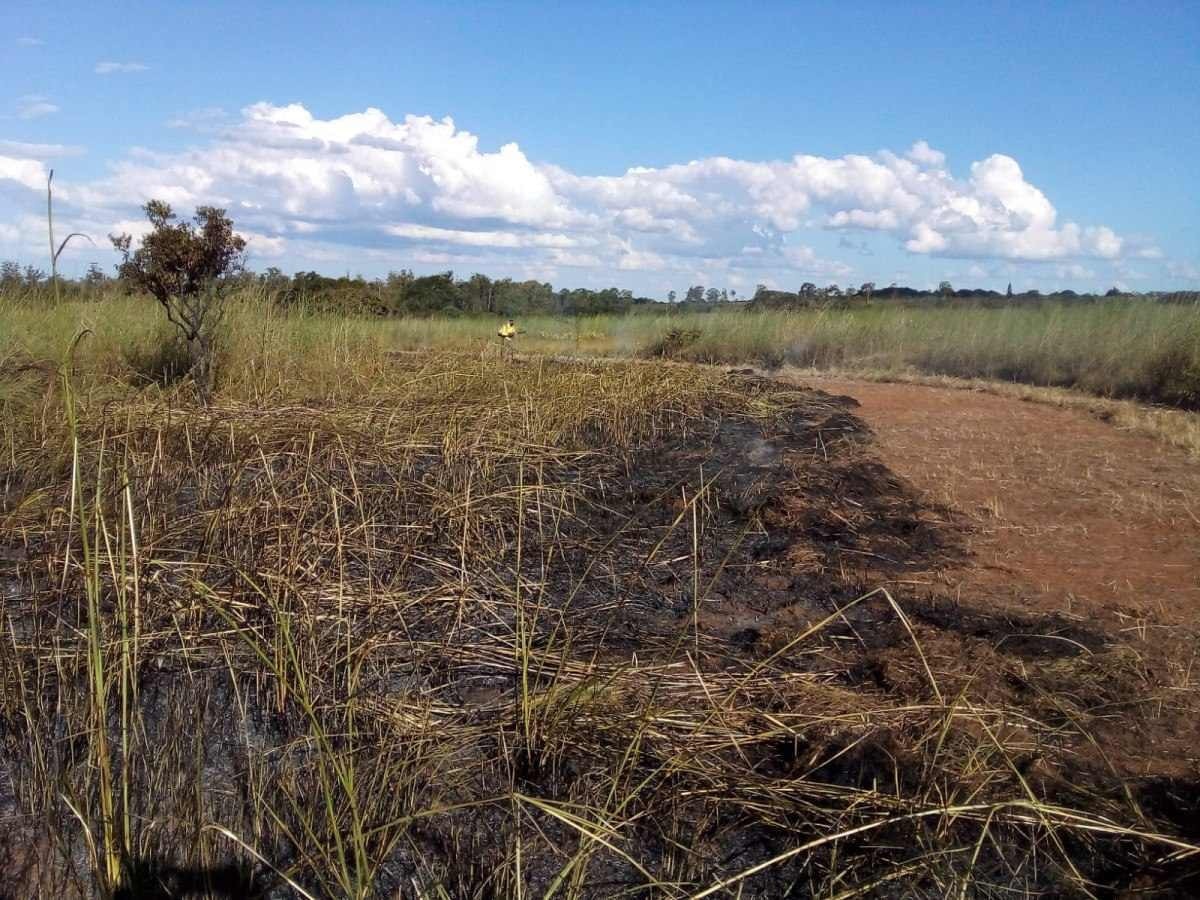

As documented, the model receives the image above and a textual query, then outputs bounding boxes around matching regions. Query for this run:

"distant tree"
[729,288,737,299]
[466,272,495,313]
[667,289,677,302]
[938,280,953,298]
[111,200,246,401]
[405,271,461,314]
[754,283,767,298]
[799,282,817,297]
[859,282,875,303]
[825,283,843,298]
[685,285,705,303]
[1105,286,1122,297]
[0,260,20,288]
[23,265,46,286]
[1006,282,1013,298]
[84,262,107,287]
[704,287,721,303]
[259,265,289,287]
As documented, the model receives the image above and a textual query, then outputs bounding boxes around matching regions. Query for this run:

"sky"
[2,1,1198,297]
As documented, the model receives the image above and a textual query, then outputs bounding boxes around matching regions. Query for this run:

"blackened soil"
[1,372,1196,898]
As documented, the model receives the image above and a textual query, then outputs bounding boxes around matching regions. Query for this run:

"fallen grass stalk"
[690,799,1200,899]
[0,351,1194,896]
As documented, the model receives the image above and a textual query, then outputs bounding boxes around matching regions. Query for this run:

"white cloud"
[16,95,59,119]
[776,244,853,278]
[385,223,579,249]
[17,36,45,47]
[617,248,666,271]
[829,208,900,229]
[0,103,1154,288]
[905,223,947,253]
[968,155,1055,229]
[1056,263,1095,280]
[95,61,149,74]
[243,232,287,258]
[0,155,48,191]
[0,140,85,158]
[906,140,946,167]
[1165,260,1200,283]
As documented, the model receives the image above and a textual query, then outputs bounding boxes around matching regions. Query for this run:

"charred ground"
[0,357,1196,898]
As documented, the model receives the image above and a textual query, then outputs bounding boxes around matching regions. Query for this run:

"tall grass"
[625,303,1200,407]
[4,289,1198,408]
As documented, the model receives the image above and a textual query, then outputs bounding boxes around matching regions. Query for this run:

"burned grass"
[0,354,1196,897]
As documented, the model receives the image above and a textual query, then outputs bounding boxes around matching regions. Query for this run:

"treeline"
[2,260,1197,314]
[0,263,734,316]
[749,280,1200,309]
[264,269,673,316]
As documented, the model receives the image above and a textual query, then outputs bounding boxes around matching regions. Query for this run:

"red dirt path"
[807,377,1200,631]
[797,377,1200,790]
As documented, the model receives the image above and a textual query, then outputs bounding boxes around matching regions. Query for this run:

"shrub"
[640,327,701,359]
[110,201,246,401]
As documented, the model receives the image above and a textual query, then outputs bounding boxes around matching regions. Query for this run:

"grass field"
[2,292,1199,896]
[4,291,1199,410]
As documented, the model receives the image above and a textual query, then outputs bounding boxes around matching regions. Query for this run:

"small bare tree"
[111,201,245,401]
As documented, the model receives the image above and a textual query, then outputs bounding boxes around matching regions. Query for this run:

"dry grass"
[1,338,1197,898]
[5,291,1200,406]
[5,290,1198,466]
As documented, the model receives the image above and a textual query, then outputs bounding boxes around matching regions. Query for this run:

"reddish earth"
[803,377,1200,786]
[804,378,1200,630]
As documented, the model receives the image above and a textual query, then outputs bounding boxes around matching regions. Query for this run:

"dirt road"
[807,377,1200,631]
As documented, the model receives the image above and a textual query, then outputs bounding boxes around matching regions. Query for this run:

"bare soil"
[803,377,1200,628]
[802,377,1200,842]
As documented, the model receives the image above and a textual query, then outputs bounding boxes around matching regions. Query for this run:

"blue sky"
[2,1,1198,295]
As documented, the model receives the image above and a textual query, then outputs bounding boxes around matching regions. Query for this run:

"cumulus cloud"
[0,105,1157,288]
[905,223,948,253]
[0,155,48,191]
[906,140,946,168]
[242,231,287,259]
[95,61,149,74]
[15,95,59,119]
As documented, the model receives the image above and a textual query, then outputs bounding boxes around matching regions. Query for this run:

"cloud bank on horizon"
[0,102,1184,293]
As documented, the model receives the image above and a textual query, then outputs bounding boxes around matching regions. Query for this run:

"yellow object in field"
[498,320,517,339]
